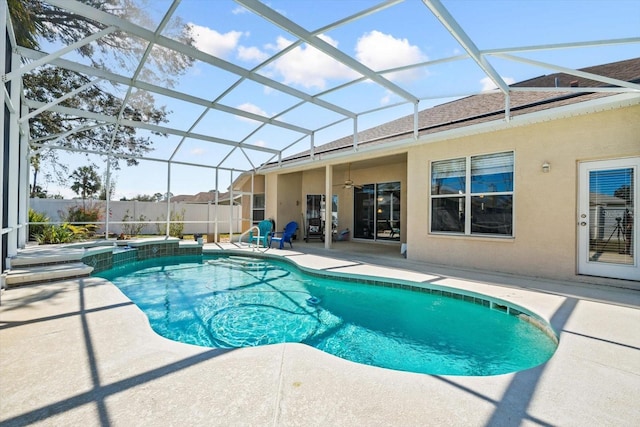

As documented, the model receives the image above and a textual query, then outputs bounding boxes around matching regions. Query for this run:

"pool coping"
[1,243,639,425]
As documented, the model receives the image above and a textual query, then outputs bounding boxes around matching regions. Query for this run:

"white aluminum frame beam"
[493,53,640,91]
[25,100,280,155]
[45,0,356,119]
[17,47,313,136]
[30,139,246,172]
[422,0,510,95]
[19,78,101,123]
[236,0,419,104]
[3,26,117,82]
[29,122,109,144]
[483,37,640,55]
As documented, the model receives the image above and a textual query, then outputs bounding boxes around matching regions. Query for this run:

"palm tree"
[70,166,101,208]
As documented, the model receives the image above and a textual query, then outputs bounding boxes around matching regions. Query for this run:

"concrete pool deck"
[1,242,639,426]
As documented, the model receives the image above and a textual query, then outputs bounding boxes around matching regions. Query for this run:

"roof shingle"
[279,58,640,163]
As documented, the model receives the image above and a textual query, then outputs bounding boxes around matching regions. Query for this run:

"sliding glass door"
[354,181,401,241]
[354,184,374,239]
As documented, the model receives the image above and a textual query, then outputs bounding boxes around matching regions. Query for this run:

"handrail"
[237,225,259,244]
[237,225,267,251]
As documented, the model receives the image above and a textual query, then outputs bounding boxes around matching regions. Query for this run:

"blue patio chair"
[270,221,298,249]
[249,219,273,248]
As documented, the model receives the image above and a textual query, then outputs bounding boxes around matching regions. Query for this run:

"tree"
[614,185,631,202]
[24,66,169,193]
[29,184,48,198]
[119,193,162,201]
[9,0,194,87]
[9,0,195,189]
[98,171,116,200]
[70,166,102,207]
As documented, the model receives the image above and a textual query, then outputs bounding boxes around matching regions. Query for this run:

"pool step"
[208,257,277,271]
[4,262,94,288]
[8,246,86,268]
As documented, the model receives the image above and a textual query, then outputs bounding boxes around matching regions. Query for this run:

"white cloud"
[236,102,268,122]
[231,6,247,15]
[268,35,357,90]
[190,148,206,156]
[237,45,269,63]
[380,90,393,106]
[257,31,427,90]
[253,139,267,147]
[480,76,516,91]
[355,31,428,82]
[189,23,243,58]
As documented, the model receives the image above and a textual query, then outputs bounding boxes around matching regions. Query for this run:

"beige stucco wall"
[407,104,640,280]
[274,172,302,231]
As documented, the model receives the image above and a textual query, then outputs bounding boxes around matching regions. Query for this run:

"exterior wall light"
[542,162,551,173]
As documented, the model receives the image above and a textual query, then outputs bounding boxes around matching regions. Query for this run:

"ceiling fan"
[336,163,362,189]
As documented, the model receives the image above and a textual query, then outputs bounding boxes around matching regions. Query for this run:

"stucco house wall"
[407,104,640,280]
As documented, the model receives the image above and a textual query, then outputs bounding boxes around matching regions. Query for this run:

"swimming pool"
[97,254,557,376]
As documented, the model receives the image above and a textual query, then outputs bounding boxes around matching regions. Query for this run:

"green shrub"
[28,208,49,241]
[60,202,102,238]
[63,203,103,224]
[121,210,147,237]
[35,224,76,244]
[35,223,98,244]
[155,209,185,238]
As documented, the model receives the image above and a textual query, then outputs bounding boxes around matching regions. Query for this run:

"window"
[431,152,513,236]
[252,194,265,224]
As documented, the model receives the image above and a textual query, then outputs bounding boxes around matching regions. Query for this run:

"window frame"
[430,151,515,238]
[252,193,265,224]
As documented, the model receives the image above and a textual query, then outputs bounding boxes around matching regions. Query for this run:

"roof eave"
[257,92,640,175]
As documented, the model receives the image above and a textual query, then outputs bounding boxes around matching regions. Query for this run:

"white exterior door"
[578,158,639,281]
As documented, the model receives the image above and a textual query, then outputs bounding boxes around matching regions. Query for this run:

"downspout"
[325,164,332,249]
[250,172,255,226]
[214,168,219,242]
[165,162,171,238]
[414,102,419,139]
[104,158,112,238]
[229,169,234,240]
[353,116,358,150]
[505,92,511,122]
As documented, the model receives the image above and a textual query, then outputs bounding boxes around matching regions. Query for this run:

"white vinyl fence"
[29,198,242,237]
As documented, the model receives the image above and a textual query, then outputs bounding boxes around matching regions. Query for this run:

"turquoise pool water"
[96,255,557,376]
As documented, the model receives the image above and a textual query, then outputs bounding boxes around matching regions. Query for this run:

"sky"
[34,0,640,200]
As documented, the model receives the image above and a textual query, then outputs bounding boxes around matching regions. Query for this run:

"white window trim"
[430,151,515,238]
[252,193,265,224]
